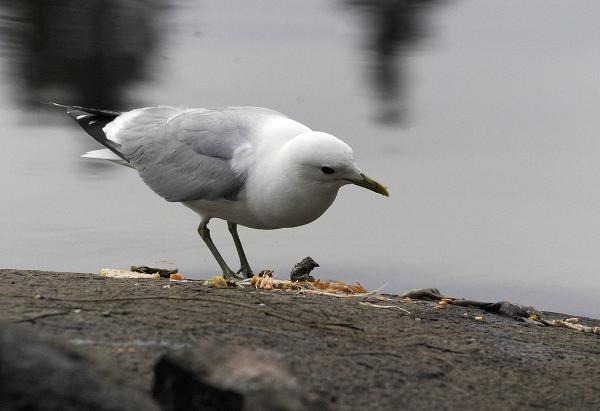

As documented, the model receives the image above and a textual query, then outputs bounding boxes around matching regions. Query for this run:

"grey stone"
[152,343,328,411]
[0,325,158,411]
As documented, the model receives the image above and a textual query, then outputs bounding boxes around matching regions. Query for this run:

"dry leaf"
[307,280,367,294]
[250,275,299,290]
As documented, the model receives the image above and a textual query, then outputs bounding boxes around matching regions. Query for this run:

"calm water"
[1,1,598,316]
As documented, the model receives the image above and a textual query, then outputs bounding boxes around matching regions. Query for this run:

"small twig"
[300,289,379,298]
[14,310,71,323]
[359,301,411,315]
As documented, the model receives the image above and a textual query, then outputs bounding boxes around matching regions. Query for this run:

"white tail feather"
[81,149,132,167]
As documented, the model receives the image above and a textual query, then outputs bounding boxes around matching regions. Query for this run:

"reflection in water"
[0,0,167,110]
[347,0,445,124]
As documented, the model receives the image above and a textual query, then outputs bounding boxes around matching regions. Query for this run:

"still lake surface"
[1,1,598,316]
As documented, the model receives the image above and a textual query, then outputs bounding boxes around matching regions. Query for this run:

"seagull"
[53,103,389,282]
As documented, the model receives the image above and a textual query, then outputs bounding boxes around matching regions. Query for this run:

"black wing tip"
[46,101,122,117]
[66,110,95,123]
[49,102,129,163]
[47,101,70,109]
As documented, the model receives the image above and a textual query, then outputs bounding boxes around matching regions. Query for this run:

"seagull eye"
[321,166,335,175]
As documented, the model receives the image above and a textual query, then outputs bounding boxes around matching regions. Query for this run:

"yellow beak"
[351,173,390,197]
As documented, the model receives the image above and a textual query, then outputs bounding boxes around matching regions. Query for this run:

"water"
[1,0,598,317]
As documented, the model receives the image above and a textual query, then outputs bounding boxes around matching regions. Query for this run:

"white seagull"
[54,103,389,282]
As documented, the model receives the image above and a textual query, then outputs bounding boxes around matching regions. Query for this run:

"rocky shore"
[1,269,599,410]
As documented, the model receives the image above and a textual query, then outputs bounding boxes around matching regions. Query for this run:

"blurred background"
[0,0,598,316]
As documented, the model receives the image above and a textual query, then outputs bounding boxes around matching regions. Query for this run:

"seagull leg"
[197,221,239,282]
[227,221,253,278]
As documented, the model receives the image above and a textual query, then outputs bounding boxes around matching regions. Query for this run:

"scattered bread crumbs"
[100,269,160,279]
[564,317,579,324]
[204,275,229,288]
[250,276,299,290]
[307,279,368,294]
[248,274,370,296]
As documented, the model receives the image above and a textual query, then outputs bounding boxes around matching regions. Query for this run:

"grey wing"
[114,107,281,202]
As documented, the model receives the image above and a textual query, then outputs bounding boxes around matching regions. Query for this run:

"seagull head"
[284,131,389,197]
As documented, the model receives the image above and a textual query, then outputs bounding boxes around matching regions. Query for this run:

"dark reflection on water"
[0,0,168,110]
[0,0,447,126]
[347,0,446,124]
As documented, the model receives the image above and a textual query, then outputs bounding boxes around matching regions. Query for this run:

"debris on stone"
[359,301,410,315]
[399,289,536,319]
[544,318,600,334]
[249,272,370,296]
[290,257,319,282]
[307,279,368,295]
[251,274,299,290]
[399,288,444,300]
[400,288,598,336]
[100,268,160,279]
[99,266,185,281]
[257,269,274,278]
[564,317,579,324]
[131,265,179,278]
[203,275,229,288]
